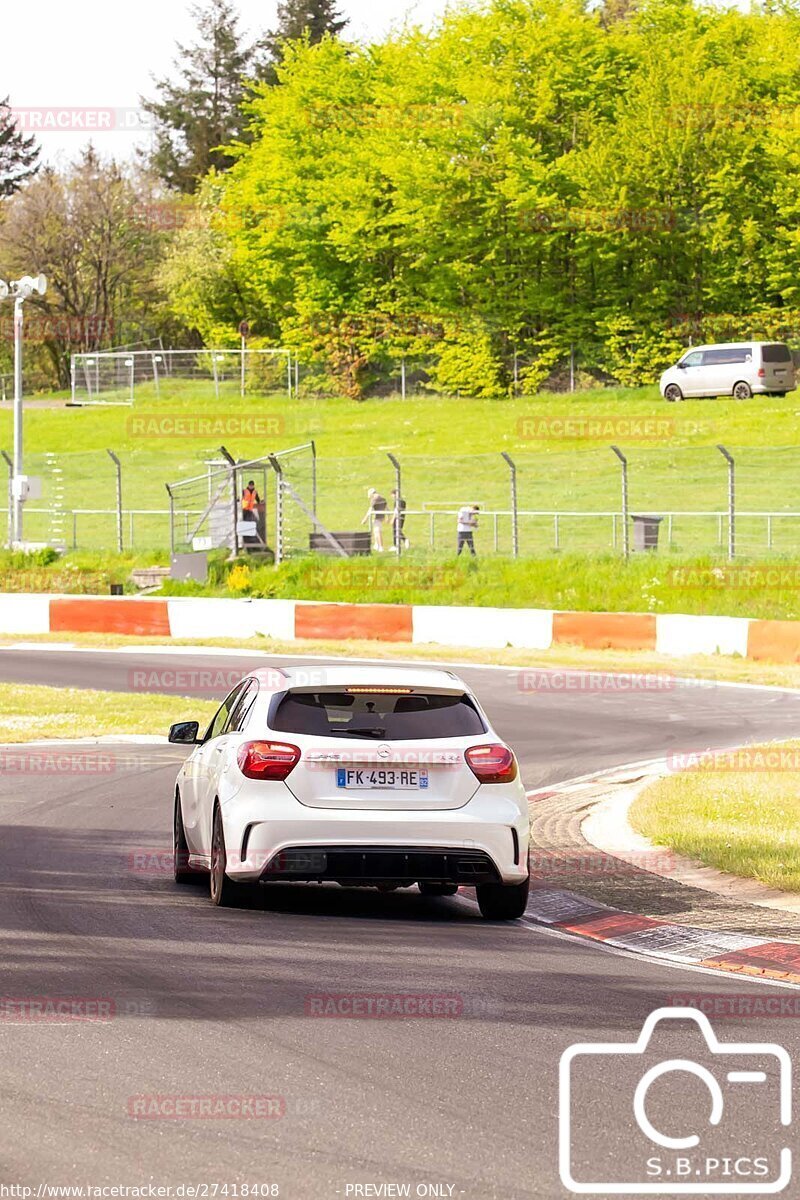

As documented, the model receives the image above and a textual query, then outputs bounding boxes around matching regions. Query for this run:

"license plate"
[336,768,429,790]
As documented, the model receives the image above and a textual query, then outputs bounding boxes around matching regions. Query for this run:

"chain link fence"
[2,443,800,558]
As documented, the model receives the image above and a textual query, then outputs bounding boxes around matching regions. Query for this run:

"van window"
[271,690,487,741]
[681,351,703,367]
[762,343,792,363]
[701,347,751,365]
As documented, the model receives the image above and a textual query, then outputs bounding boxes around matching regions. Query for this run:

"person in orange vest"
[241,479,261,525]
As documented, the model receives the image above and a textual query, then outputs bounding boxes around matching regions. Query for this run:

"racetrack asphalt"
[1,646,799,1197]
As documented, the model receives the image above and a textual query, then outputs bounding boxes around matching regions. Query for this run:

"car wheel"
[733,381,752,400]
[419,882,459,897]
[476,877,530,920]
[210,805,247,908]
[173,791,196,885]
[664,383,683,402]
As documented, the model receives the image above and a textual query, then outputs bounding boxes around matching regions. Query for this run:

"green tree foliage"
[0,150,172,386]
[0,96,39,197]
[141,0,257,192]
[163,0,800,396]
[258,0,348,84]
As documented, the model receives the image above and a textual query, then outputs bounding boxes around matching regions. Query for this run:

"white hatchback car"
[169,664,531,920]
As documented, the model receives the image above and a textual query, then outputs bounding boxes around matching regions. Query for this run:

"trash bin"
[630,514,663,551]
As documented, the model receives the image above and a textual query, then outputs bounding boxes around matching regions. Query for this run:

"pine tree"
[0,97,39,197]
[258,0,348,84]
[141,0,255,192]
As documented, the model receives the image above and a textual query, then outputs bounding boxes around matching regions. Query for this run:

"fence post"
[106,449,123,552]
[610,445,629,560]
[501,452,518,558]
[387,452,402,556]
[219,445,239,557]
[165,484,175,556]
[717,445,735,561]
[0,451,12,548]
[310,439,317,521]
[272,456,284,565]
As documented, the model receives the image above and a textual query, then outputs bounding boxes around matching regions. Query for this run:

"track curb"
[523,765,800,986]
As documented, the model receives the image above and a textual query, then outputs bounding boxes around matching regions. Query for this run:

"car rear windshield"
[271,690,487,741]
[762,343,793,363]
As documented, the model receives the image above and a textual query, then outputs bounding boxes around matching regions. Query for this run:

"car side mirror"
[676,361,687,369]
[169,721,200,745]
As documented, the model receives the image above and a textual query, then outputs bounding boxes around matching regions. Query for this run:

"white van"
[659,342,796,400]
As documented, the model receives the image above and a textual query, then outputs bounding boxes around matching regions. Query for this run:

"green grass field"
[3,384,800,559]
[631,746,800,894]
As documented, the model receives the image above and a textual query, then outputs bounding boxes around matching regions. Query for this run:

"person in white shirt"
[456,504,479,556]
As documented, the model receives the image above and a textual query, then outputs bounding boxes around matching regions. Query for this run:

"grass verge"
[0,682,218,743]
[630,744,800,893]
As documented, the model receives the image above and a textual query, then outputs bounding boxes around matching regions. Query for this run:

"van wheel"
[733,381,752,400]
[664,384,683,402]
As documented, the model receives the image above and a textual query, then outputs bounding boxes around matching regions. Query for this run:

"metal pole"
[166,484,175,556]
[0,451,12,547]
[717,445,735,561]
[70,355,76,405]
[295,355,299,397]
[212,354,220,401]
[569,345,575,393]
[12,296,24,544]
[287,352,292,400]
[501,452,518,558]
[107,449,123,552]
[610,446,629,560]
[219,445,238,556]
[400,357,406,401]
[311,439,317,521]
[240,339,246,397]
[387,452,402,556]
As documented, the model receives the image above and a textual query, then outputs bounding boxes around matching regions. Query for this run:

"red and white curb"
[521,765,800,986]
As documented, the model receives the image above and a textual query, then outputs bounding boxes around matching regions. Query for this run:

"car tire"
[476,877,530,920]
[733,381,752,400]
[173,791,196,885]
[419,882,459,897]
[210,805,247,908]
[664,384,683,402]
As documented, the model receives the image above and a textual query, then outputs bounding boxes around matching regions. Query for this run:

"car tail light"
[237,741,300,780]
[465,743,518,784]
[758,368,766,377]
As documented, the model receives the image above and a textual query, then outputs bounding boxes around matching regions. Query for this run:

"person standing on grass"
[241,480,260,524]
[391,487,409,551]
[361,487,388,552]
[456,504,479,556]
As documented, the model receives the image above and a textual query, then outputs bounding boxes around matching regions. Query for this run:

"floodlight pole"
[501,451,518,558]
[1,451,12,548]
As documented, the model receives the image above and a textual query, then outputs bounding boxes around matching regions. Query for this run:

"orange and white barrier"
[1,592,799,664]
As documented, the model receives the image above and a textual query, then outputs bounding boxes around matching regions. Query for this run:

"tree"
[0,96,39,197]
[258,0,348,84]
[0,149,171,386]
[141,0,256,192]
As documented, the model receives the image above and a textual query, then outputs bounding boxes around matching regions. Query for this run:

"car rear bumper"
[220,790,530,885]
